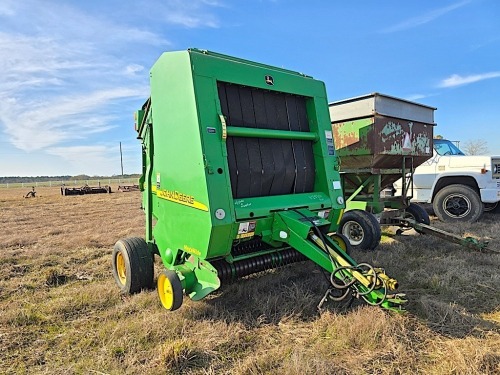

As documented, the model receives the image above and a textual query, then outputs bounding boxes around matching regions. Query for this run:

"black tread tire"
[433,184,483,222]
[338,210,380,251]
[157,270,184,311]
[363,211,382,249]
[404,203,430,233]
[112,237,154,294]
[484,202,500,214]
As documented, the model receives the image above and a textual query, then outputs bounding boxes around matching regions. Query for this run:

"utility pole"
[120,142,124,177]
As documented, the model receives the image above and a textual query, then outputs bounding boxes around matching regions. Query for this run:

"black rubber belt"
[217,82,315,199]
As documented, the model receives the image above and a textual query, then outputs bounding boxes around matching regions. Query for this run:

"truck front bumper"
[480,180,500,203]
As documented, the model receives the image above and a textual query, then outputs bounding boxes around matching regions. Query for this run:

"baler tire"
[112,237,154,295]
[404,203,430,233]
[328,233,352,255]
[433,184,483,222]
[157,270,183,311]
[339,210,379,251]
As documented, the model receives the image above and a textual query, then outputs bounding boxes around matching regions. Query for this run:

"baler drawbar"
[111,49,406,312]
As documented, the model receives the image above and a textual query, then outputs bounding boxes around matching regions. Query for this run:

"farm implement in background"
[61,184,111,196]
[111,49,406,313]
[24,187,36,198]
[117,184,140,192]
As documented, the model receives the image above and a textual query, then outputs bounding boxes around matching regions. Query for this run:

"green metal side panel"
[149,52,213,265]
[191,74,235,258]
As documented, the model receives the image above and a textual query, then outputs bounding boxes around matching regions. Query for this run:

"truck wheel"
[339,210,381,251]
[484,202,500,214]
[433,184,483,222]
[112,237,154,294]
[404,203,430,233]
[157,270,184,311]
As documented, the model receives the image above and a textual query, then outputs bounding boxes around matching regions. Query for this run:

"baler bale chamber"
[111,50,405,312]
[329,93,436,249]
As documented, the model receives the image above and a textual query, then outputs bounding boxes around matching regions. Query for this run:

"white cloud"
[46,145,120,176]
[404,93,440,102]
[0,0,15,16]
[0,0,223,175]
[381,1,471,33]
[125,64,145,76]
[46,145,114,162]
[0,2,159,155]
[405,94,427,101]
[166,12,219,28]
[438,72,500,88]
[160,0,221,28]
[1,87,148,151]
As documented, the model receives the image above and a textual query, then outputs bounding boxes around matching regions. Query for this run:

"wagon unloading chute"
[111,49,406,312]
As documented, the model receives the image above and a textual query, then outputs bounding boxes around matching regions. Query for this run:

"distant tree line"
[0,174,141,184]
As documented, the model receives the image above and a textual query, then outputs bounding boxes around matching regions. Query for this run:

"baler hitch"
[310,234,406,312]
[398,218,491,252]
[274,209,407,312]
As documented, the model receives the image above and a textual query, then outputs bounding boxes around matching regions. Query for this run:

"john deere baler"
[112,49,405,311]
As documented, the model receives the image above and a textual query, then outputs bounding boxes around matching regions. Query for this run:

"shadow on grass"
[193,227,499,340]
[376,225,500,339]
[188,261,361,327]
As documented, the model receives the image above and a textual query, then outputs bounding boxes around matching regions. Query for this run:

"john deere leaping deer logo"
[265,75,274,85]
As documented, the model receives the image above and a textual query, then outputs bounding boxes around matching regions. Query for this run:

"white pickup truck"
[394,138,500,222]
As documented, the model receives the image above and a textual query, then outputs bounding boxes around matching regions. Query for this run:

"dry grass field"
[0,186,499,374]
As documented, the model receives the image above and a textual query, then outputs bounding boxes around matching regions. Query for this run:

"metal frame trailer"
[330,93,487,252]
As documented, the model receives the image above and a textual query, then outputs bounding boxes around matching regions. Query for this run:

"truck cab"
[395,138,500,222]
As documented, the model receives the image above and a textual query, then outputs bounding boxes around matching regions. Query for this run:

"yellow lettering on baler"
[183,244,201,256]
[155,189,208,212]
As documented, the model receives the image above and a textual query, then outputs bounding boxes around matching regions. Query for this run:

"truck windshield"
[434,139,465,156]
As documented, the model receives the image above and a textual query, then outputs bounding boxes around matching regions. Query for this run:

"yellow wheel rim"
[116,252,127,285]
[158,273,174,310]
[331,234,348,252]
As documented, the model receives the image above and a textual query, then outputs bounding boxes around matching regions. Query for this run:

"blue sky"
[1,0,499,176]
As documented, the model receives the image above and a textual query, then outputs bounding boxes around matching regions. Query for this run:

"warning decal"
[237,221,256,239]
[325,130,335,155]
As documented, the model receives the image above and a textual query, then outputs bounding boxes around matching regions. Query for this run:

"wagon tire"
[112,237,154,294]
[433,184,483,222]
[339,210,380,251]
[404,203,430,233]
